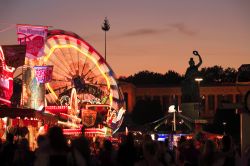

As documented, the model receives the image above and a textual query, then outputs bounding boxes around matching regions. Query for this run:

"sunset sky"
[0,0,249,77]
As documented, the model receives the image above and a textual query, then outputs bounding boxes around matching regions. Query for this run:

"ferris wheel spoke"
[48,52,73,77]
[83,65,97,78]
[48,85,70,94]
[68,47,77,74]
[58,48,76,75]
[80,56,88,76]
[51,78,70,82]
[85,73,104,82]
[88,83,107,87]
[52,69,72,81]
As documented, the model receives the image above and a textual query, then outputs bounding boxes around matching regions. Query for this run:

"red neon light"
[45,106,68,114]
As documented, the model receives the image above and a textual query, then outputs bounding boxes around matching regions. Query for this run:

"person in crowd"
[220,135,236,166]
[34,126,69,166]
[199,140,222,166]
[157,140,175,166]
[0,133,17,166]
[13,138,35,166]
[135,140,164,166]
[69,136,90,166]
[116,132,137,166]
[99,139,116,166]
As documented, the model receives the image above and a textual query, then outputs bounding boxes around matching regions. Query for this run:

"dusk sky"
[0,0,249,77]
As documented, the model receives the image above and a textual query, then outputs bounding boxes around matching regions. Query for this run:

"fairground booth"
[0,24,126,149]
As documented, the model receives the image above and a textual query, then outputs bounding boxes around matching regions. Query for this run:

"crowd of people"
[0,126,249,166]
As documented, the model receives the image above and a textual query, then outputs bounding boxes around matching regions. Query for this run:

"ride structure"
[38,30,126,136]
[1,26,126,139]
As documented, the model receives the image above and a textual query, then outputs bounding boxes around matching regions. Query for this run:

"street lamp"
[168,105,176,132]
[102,17,110,61]
[195,77,203,117]
[222,121,227,135]
[195,77,203,84]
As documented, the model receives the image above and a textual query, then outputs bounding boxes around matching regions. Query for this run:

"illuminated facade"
[120,82,250,118]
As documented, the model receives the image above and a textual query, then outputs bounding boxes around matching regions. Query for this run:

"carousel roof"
[0,106,58,124]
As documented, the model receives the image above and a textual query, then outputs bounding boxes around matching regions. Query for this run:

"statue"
[181,51,202,103]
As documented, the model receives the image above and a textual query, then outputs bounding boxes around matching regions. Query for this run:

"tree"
[164,70,183,85]
[119,66,238,86]
[200,65,224,84]
[119,70,183,86]
[222,67,237,83]
[124,70,165,85]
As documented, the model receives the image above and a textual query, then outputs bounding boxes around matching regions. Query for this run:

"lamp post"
[223,121,227,135]
[195,77,203,117]
[102,17,110,61]
[168,105,176,132]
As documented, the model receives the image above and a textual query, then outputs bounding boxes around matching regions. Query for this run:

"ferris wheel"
[37,30,125,132]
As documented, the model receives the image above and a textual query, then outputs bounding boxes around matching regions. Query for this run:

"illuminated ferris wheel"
[38,30,125,133]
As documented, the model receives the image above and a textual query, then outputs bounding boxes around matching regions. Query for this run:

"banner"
[81,109,97,127]
[1,45,26,68]
[0,46,15,106]
[34,66,53,83]
[17,24,48,59]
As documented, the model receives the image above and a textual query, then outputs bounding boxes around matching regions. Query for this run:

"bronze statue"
[181,51,202,103]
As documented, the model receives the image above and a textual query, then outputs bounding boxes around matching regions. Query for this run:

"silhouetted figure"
[182,139,200,166]
[0,133,17,166]
[13,138,35,166]
[99,139,116,166]
[221,135,236,166]
[181,51,202,103]
[117,133,137,166]
[135,140,164,166]
[34,126,69,166]
[70,136,90,166]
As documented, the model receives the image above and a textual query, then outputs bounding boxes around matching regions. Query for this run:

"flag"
[0,46,15,106]
[34,66,53,83]
[17,24,48,59]
[1,45,26,68]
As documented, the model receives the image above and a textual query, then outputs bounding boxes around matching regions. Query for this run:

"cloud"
[122,28,168,37]
[169,23,197,36]
[118,23,196,39]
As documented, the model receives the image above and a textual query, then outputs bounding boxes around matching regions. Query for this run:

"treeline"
[119,65,238,86]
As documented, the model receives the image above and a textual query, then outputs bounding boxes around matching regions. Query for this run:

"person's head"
[48,126,68,151]
[6,133,14,143]
[103,139,113,151]
[189,58,195,67]
[18,138,29,150]
[37,135,46,148]
[143,141,158,158]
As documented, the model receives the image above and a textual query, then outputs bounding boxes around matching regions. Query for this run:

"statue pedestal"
[181,102,200,119]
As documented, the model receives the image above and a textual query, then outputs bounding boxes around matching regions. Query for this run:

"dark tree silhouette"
[164,70,183,85]
[200,66,238,84]
[119,70,182,86]
[119,66,237,86]
[200,65,224,84]
[123,70,165,85]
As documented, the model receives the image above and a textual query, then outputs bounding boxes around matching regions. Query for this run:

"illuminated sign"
[17,24,48,59]
[34,66,53,83]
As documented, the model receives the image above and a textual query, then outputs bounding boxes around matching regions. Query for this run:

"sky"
[0,0,250,77]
